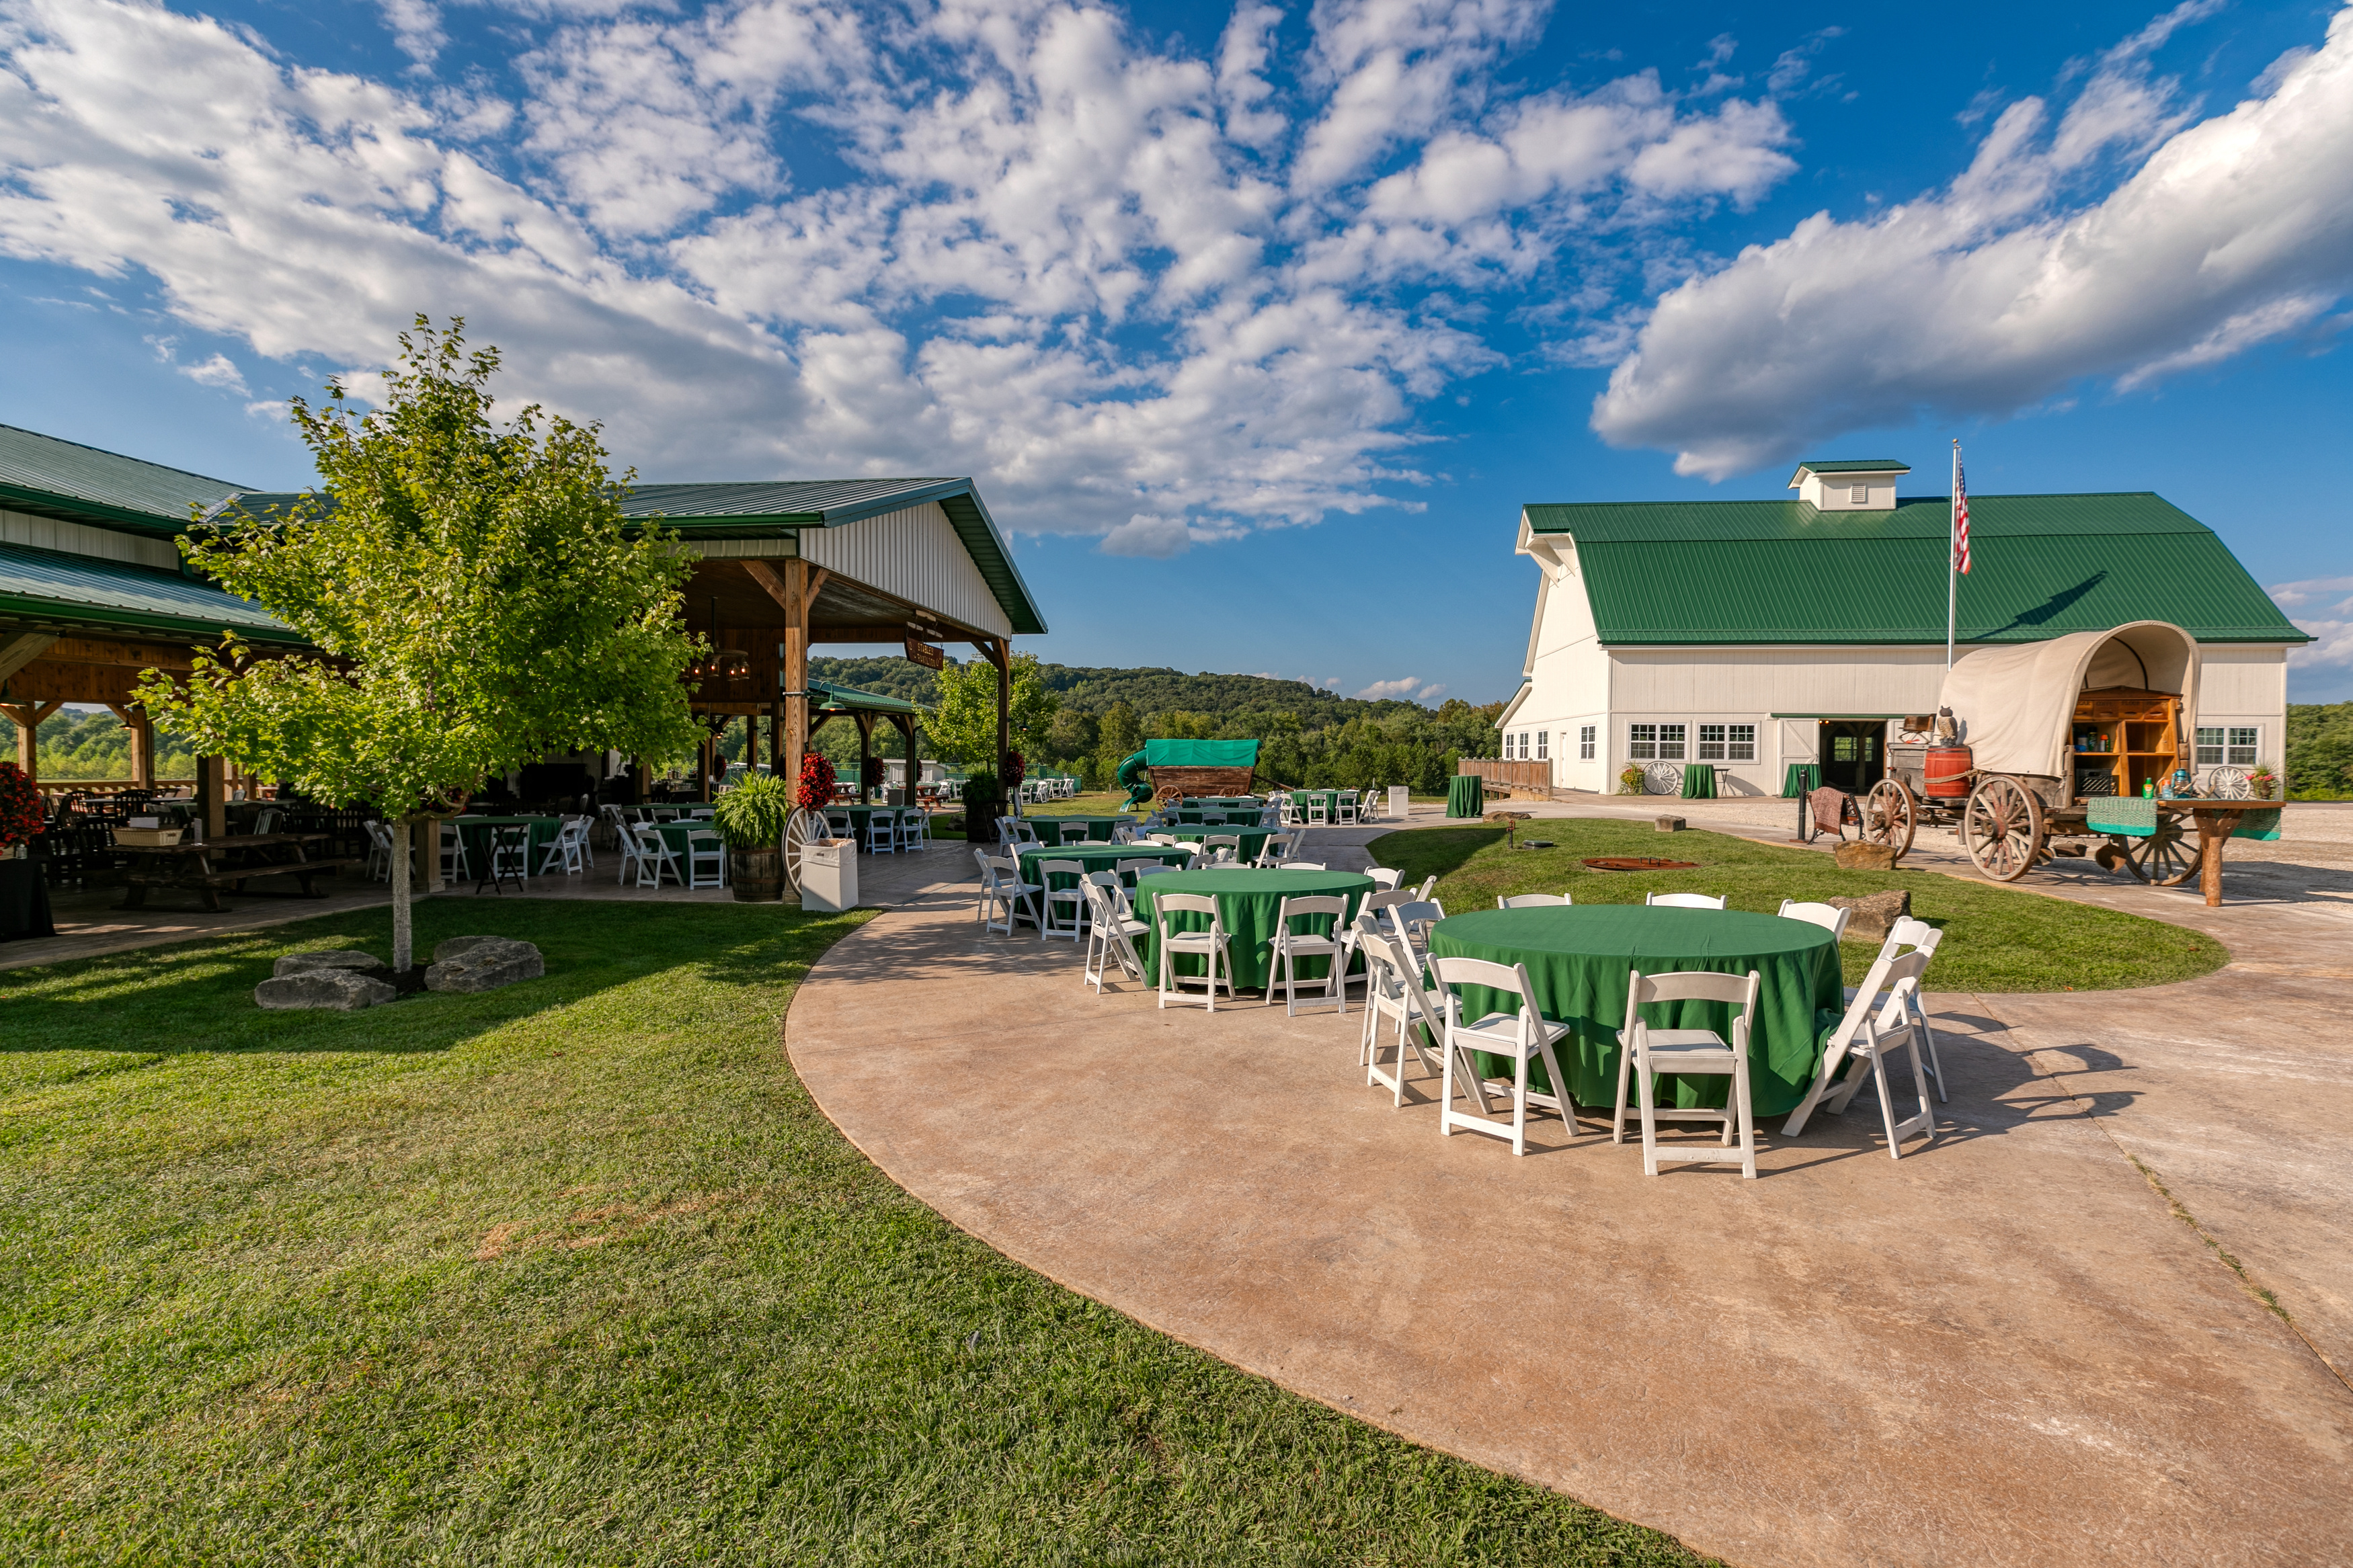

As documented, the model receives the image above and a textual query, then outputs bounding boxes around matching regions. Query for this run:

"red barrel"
[1923,744,1974,798]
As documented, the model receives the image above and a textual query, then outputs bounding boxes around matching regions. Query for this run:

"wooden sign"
[903,637,944,671]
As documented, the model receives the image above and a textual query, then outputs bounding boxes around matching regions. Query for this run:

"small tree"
[138,319,703,973]
[929,652,1057,767]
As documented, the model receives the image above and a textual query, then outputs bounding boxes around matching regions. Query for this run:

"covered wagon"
[1116,739,1261,809]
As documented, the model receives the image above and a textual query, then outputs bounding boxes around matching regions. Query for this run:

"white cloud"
[1353,674,1443,701]
[2274,575,2353,673]
[1591,3,2353,478]
[1099,513,1193,556]
[176,352,248,393]
[378,0,446,69]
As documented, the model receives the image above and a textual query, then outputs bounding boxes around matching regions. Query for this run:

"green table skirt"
[1131,868,1375,991]
[453,817,563,873]
[1680,763,1717,799]
[1025,815,1135,845]
[1426,906,1839,1116]
[1780,763,1821,798]
[1170,827,1274,860]
[1017,843,1193,893]
[1446,775,1484,818]
[1174,807,1271,825]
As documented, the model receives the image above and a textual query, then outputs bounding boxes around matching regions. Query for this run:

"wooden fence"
[1457,758,1552,792]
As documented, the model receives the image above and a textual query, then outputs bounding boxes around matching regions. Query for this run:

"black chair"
[475,823,528,895]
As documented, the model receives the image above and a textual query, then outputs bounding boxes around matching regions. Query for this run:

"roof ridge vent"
[1789,458,1908,514]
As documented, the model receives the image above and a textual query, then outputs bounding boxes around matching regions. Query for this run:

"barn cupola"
[1789,458,1909,513]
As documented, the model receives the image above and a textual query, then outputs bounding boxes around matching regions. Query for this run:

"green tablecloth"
[453,816,563,876]
[653,820,727,858]
[1169,827,1274,860]
[1681,764,1718,799]
[1446,775,1483,818]
[1780,763,1821,798]
[1426,906,1839,1116]
[1131,867,1375,991]
[1017,843,1193,893]
[1025,815,1135,844]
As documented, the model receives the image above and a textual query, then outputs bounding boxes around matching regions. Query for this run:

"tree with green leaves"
[928,652,1058,768]
[138,318,703,974]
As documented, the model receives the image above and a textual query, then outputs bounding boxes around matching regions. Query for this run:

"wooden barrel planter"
[730,846,785,901]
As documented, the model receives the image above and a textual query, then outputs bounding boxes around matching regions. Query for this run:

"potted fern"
[712,773,793,901]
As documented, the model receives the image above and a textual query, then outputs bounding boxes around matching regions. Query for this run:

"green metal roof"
[806,677,928,716]
[0,542,298,646]
[1524,493,2309,646]
[0,423,249,536]
[1792,458,1910,474]
[221,474,1049,638]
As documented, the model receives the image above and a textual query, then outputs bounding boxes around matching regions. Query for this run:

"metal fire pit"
[1581,856,1700,872]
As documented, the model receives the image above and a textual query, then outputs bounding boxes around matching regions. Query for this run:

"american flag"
[1952,446,1971,575]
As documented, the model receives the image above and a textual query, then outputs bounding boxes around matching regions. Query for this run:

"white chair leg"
[1735,1061,1757,1179]
[1512,1053,1529,1157]
[1638,1057,1660,1176]
[1913,996,1950,1103]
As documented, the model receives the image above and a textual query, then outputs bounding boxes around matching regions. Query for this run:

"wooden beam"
[1,699,63,782]
[0,632,57,684]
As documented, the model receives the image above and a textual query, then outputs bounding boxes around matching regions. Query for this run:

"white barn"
[1493,460,2308,798]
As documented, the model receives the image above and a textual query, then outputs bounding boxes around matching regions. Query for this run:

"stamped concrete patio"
[789,810,2353,1568]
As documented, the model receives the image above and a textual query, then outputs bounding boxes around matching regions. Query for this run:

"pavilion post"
[107,703,154,789]
[854,713,874,803]
[2,699,62,785]
[196,753,227,840]
[782,561,809,798]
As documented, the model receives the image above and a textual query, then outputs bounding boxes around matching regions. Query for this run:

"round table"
[1168,827,1274,860]
[1025,815,1137,845]
[1425,906,1839,1116]
[1129,867,1374,991]
[1016,843,1193,894]
[453,815,563,876]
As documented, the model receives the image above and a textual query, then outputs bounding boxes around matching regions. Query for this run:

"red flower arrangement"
[795,753,838,814]
[1002,750,1027,791]
[0,761,42,851]
[861,755,885,793]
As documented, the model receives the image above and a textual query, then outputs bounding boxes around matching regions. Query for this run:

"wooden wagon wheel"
[1962,776,2043,882]
[781,807,827,893]
[1862,778,1917,858]
[1154,783,1184,809]
[2124,822,2200,886]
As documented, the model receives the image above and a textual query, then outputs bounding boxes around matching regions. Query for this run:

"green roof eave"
[1792,458,1911,475]
[0,481,194,538]
[0,542,303,647]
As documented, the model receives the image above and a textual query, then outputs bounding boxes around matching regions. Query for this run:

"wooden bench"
[110,833,358,912]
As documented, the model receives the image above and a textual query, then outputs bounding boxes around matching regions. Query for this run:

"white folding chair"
[1413,876,1439,902]
[1305,795,1330,826]
[537,817,590,876]
[1202,833,1242,865]
[438,825,473,884]
[1382,899,1447,965]
[1265,894,1351,1016]
[1279,861,1328,872]
[632,825,682,889]
[864,811,899,856]
[1431,955,1579,1157]
[1646,892,1727,910]
[978,852,1043,936]
[1037,859,1087,940]
[900,809,930,852]
[1114,858,1166,884]
[364,820,393,882]
[1497,893,1572,908]
[1152,892,1234,1010]
[614,818,647,884]
[1359,919,1447,1107]
[1777,899,1851,941]
[1788,949,1938,1156]
[684,828,727,889]
[1082,876,1150,994]
[1613,967,1763,1178]
[1847,917,1950,1101]
[1365,866,1403,891]
[1337,791,1359,825]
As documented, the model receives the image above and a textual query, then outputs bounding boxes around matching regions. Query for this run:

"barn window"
[1727,724,1756,761]
[1849,484,1868,503]
[1698,725,1726,760]
[1536,731,1548,761]
[2228,727,2258,765]
[1579,725,1596,760]
[1628,724,1657,759]
[1657,723,1686,760]
[2194,727,2222,765]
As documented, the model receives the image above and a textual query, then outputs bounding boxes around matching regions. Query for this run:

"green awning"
[1144,739,1259,768]
[803,677,929,717]
[0,541,299,645]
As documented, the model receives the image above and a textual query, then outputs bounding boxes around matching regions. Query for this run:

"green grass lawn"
[0,900,1706,1566]
[1371,822,2227,993]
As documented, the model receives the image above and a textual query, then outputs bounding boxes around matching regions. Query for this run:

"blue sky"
[3,0,2349,700]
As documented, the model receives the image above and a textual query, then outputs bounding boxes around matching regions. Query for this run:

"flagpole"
[1946,440,1958,671]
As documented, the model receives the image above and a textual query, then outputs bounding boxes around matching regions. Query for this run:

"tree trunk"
[391,816,415,973]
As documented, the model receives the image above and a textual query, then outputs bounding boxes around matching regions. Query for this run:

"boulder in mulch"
[272,950,389,979]
[425,936,545,994]
[256,969,399,1011]
[1825,889,1911,942]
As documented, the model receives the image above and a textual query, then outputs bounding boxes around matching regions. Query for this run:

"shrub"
[712,774,793,849]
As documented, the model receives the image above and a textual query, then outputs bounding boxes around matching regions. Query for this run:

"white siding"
[1609,644,1954,718]
[1515,534,1612,791]
[2193,644,2290,770]
[0,507,180,570]
[797,501,1013,638]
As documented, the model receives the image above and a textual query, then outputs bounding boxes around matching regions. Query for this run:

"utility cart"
[1862,621,2280,905]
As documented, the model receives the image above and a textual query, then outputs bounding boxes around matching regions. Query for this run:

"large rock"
[272,950,388,979]
[1826,889,1911,942]
[1834,841,1901,872]
[425,936,544,994]
[256,969,397,1011]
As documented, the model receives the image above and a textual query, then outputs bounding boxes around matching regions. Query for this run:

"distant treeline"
[807,657,1507,793]
[0,708,200,780]
[2288,702,2353,799]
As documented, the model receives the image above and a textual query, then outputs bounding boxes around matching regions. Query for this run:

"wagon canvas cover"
[1937,622,2200,778]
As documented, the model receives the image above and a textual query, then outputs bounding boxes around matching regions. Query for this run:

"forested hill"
[809,657,1473,724]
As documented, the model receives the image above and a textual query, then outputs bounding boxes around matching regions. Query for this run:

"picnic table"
[110,832,355,913]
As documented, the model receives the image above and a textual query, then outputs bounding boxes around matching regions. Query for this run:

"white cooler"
[798,840,859,913]
[1388,785,1410,821]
